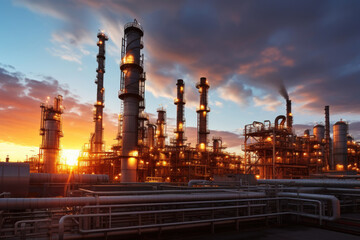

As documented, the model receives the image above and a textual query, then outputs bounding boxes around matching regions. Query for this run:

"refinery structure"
[1,20,360,239]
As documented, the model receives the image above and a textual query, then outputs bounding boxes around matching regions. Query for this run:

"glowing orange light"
[129,157,136,166]
[255,175,260,179]
[336,164,344,171]
[200,105,205,110]
[129,150,138,157]
[126,55,134,63]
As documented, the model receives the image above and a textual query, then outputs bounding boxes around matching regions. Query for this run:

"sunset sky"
[1,0,360,162]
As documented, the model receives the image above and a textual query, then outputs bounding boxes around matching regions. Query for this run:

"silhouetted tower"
[156,108,167,149]
[91,31,108,153]
[286,99,293,133]
[40,95,63,173]
[324,106,333,169]
[119,19,144,182]
[174,79,186,147]
[196,77,210,150]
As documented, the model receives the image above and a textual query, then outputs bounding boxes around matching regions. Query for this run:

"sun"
[61,149,80,167]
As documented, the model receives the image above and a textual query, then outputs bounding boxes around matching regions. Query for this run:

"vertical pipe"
[174,79,185,147]
[196,77,210,150]
[92,32,108,153]
[119,20,144,182]
[324,106,332,169]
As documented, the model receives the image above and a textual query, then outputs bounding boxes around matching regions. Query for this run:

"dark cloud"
[13,0,360,113]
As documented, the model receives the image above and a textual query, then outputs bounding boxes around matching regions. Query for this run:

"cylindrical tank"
[313,124,325,143]
[41,96,63,174]
[0,163,30,197]
[333,121,348,170]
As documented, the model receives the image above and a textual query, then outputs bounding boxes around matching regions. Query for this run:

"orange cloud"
[0,66,118,161]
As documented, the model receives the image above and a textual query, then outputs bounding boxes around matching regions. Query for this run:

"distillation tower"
[119,19,144,182]
[174,79,186,147]
[40,96,63,173]
[156,108,167,149]
[91,32,108,153]
[196,77,210,150]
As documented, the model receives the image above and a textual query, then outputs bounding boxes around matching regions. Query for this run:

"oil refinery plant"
[1,20,360,239]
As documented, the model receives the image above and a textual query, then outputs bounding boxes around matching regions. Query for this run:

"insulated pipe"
[277,192,340,221]
[188,180,212,187]
[275,115,286,129]
[252,121,264,129]
[0,192,265,210]
[30,173,109,184]
[258,179,360,188]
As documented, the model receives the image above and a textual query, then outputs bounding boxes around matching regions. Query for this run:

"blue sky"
[1,0,360,161]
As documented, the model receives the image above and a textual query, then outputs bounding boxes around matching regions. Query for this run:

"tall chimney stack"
[174,79,186,147]
[286,99,293,133]
[196,77,210,151]
[91,32,108,153]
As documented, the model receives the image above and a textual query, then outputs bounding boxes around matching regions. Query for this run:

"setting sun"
[61,149,80,167]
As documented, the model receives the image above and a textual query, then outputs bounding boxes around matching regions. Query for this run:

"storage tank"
[0,163,30,197]
[333,121,348,170]
[313,124,325,143]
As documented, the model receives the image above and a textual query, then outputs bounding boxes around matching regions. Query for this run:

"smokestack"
[196,77,210,151]
[286,99,293,133]
[91,32,108,153]
[40,95,63,173]
[174,79,186,147]
[119,19,144,182]
[156,108,167,149]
